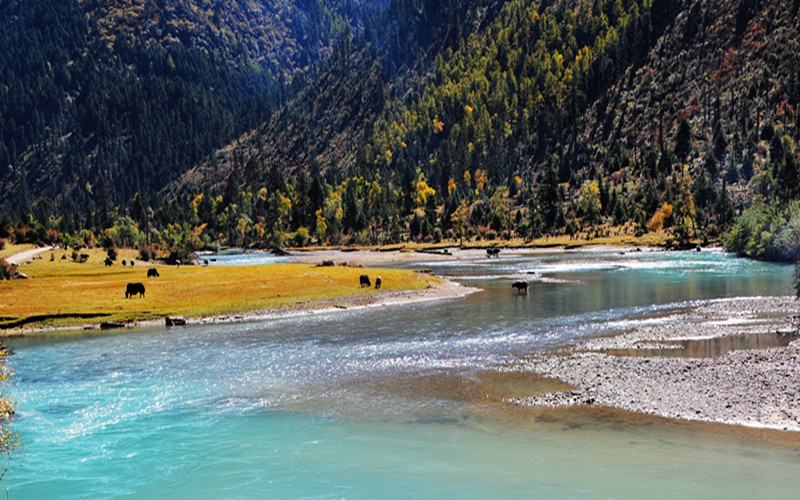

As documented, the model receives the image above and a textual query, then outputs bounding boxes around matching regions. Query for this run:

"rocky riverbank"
[514,296,800,431]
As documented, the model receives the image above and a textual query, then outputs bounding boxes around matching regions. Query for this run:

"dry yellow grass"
[0,248,437,331]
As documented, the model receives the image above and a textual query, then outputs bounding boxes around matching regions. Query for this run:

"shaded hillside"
[84,0,386,82]
[0,0,385,215]
[580,0,800,185]
[2,0,799,258]
[174,0,500,194]
[174,44,386,194]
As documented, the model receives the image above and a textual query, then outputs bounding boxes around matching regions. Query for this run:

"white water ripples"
[5,249,795,498]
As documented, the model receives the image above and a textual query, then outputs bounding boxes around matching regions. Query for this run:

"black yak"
[125,283,145,298]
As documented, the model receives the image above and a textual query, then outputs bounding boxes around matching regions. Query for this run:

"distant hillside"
[0,0,385,214]
[174,0,500,194]
[2,0,799,258]
[580,0,800,188]
[84,0,384,81]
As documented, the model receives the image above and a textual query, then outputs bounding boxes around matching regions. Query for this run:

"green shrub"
[725,201,800,262]
[166,246,195,265]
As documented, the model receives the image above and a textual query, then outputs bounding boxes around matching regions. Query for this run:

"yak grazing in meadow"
[125,283,145,298]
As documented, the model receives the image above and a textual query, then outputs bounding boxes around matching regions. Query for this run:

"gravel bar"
[514,296,800,431]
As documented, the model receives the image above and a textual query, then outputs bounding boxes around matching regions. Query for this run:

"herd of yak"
[123,247,529,299]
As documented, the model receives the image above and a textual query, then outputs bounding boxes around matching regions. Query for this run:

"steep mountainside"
[0,0,385,214]
[174,0,500,194]
[84,0,383,81]
[187,0,683,194]
[580,0,800,183]
[2,0,799,258]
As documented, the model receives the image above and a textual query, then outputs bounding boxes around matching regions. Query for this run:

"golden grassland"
[0,248,438,332]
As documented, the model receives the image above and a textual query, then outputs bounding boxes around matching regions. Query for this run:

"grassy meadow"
[0,248,437,332]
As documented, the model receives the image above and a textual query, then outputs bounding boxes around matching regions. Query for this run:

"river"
[5,248,800,498]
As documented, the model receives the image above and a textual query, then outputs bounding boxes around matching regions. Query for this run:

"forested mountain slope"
[581,0,799,189]
[2,0,799,261]
[0,0,384,216]
[180,0,677,191]
[174,0,501,193]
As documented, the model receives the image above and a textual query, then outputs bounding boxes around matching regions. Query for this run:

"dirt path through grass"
[5,246,56,265]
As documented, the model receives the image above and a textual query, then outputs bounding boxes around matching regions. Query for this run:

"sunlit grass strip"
[0,248,437,331]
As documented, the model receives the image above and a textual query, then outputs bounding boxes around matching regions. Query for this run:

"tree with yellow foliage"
[450,199,470,245]
[473,169,486,192]
[447,178,458,197]
[579,180,602,224]
[648,202,674,232]
[415,173,436,205]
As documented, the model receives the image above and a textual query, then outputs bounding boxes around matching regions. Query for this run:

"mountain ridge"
[2,0,799,261]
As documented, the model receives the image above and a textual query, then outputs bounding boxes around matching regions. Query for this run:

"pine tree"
[537,161,562,233]
[675,119,692,163]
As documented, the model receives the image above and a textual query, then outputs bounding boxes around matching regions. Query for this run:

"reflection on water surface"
[600,332,799,358]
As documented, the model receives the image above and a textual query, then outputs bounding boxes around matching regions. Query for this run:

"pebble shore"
[515,296,800,431]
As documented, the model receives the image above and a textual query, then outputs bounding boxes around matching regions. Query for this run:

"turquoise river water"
[5,249,800,498]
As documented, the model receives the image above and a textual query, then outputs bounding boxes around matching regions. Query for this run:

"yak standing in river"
[512,281,529,294]
[125,282,145,298]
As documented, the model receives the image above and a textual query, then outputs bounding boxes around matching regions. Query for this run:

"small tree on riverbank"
[795,259,800,298]
[0,344,17,479]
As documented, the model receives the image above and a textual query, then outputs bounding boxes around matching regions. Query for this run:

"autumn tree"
[579,180,602,225]
[450,200,470,245]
